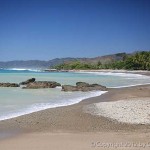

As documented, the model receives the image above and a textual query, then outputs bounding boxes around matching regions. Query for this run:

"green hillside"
[54,51,150,70]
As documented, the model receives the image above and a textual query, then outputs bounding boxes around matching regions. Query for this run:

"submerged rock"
[62,82,107,92]
[0,83,19,87]
[23,81,61,89]
[19,78,36,85]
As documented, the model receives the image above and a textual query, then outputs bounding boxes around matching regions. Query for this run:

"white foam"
[0,91,107,121]
[6,68,42,72]
[55,86,62,89]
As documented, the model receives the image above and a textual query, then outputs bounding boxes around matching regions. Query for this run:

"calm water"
[0,68,150,121]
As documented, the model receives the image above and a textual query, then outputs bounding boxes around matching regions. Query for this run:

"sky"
[0,0,150,61]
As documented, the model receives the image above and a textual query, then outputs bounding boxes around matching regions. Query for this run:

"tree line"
[54,51,150,70]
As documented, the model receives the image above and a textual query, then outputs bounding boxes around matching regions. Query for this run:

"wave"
[3,68,42,72]
[0,91,107,121]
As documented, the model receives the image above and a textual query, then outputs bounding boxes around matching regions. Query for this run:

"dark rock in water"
[23,81,61,89]
[90,84,106,90]
[62,85,78,91]
[0,83,19,87]
[76,82,90,87]
[81,84,106,91]
[62,82,107,92]
[19,78,36,85]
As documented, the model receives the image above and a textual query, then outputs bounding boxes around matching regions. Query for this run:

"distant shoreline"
[69,69,150,73]
[68,69,150,76]
[1,68,150,76]
[43,69,150,76]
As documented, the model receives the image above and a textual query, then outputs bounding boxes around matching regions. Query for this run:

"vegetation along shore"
[54,51,150,70]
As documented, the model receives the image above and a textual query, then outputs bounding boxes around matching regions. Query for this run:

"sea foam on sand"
[85,98,150,124]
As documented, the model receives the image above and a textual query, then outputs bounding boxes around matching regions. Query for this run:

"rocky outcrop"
[61,85,78,91]
[23,81,61,89]
[19,78,36,85]
[0,83,19,87]
[0,80,106,91]
[76,82,90,87]
[20,78,61,89]
[62,82,107,92]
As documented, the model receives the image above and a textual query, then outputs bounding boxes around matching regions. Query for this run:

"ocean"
[0,68,150,121]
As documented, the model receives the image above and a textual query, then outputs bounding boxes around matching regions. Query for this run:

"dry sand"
[1,132,150,150]
[0,71,150,150]
[85,98,150,124]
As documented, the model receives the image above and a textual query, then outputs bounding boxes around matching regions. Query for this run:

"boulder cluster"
[21,81,61,89]
[62,82,107,92]
[0,78,107,92]
[19,78,61,89]
[0,83,19,87]
[0,78,61,89]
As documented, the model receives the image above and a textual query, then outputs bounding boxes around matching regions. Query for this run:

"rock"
[19,78,36,85]
[0,83,19,87]
[76,82,90,87]
[62,85,78,91]
[23,81,61,89]
[90,84,107,91]
[62,82,107,92]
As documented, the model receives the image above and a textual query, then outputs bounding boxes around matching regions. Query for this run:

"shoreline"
[0,70,150,149]
[0,83,150,149]
[0,82,149,122]
[70,69,150,77]
[0,84,150,133]
[0,69,150,126]
[69,69,150,73]
[0,91,107,121]
[0,70,150,129]
[0,70,149,122]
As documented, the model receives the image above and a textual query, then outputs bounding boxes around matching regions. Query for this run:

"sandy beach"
[70,69,150,77]
[0,71,150,150]
[1,0,150,148]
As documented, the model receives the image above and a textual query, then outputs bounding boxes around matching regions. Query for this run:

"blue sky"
[0,0,150,61]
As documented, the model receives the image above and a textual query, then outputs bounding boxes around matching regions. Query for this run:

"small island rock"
[23,81,61,89]
[62,82,107,92]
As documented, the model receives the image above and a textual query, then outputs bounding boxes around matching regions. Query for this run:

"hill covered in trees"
[54,51,150,70]
[0,51,149,70]
[0,52,128,68]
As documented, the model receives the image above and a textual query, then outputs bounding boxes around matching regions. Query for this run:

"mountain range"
[0,52,132,69]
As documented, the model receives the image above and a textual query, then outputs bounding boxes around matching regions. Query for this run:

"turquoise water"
[0,69,150,121]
